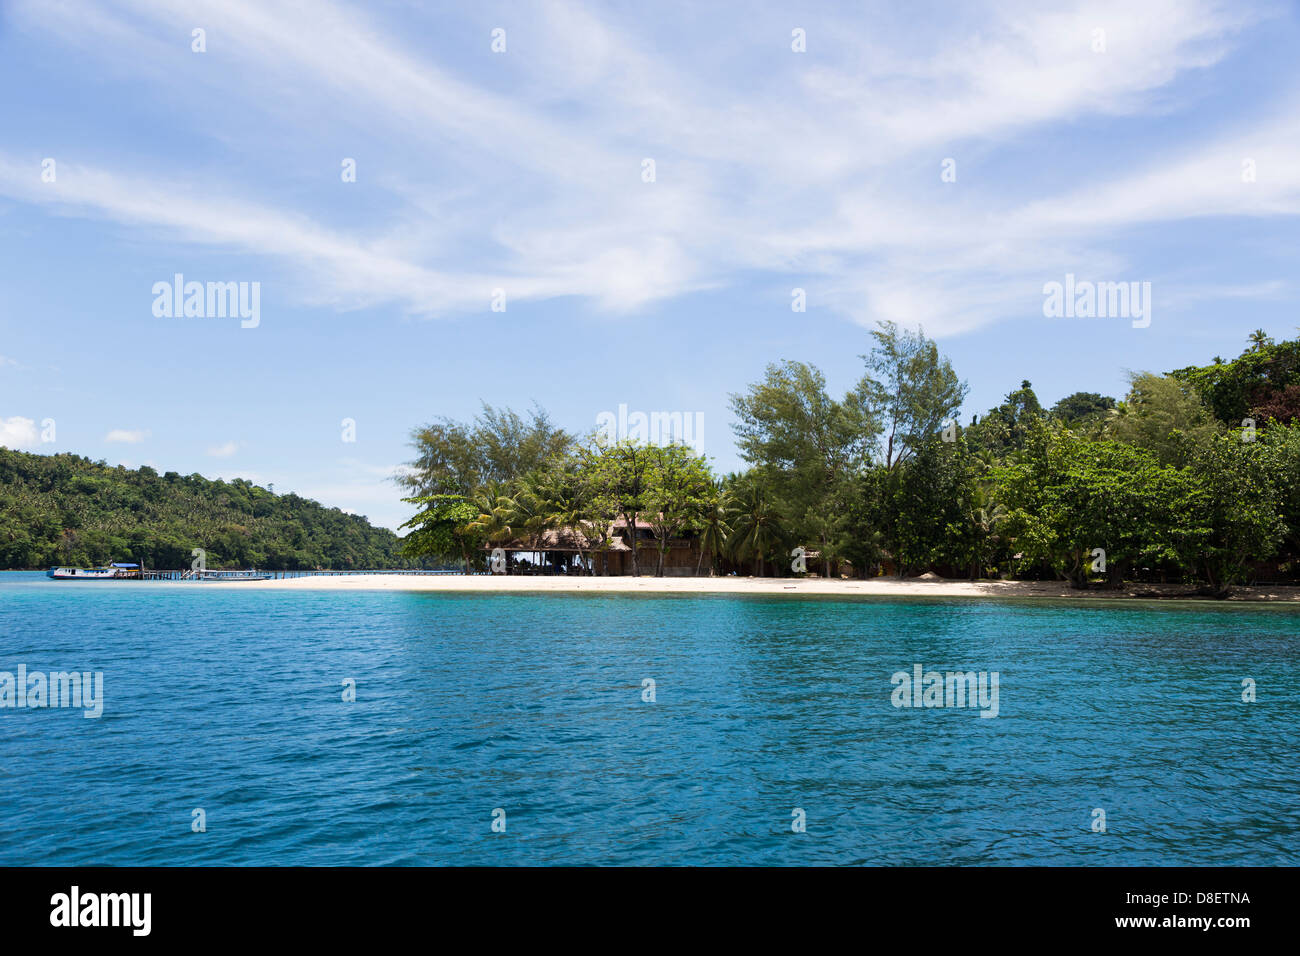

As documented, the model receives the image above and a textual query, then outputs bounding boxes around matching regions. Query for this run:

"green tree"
[968,381,1045,457]
[730,359,878,572]
[996,426,1201,589]
[880,436,973,576]
[1185,434,1285,594]
[578,440,658,576]
[862,321,968,472]
[643,444,715,576]
[1049,391,1116,427]
[694,480,733,576]
[726,475,790,576]
[1173,335,1300,425]
[402,403,573,497]
[1109,372,1222,465]
[398,495,482,571]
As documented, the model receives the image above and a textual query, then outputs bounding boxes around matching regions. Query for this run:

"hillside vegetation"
[0,449,413,570]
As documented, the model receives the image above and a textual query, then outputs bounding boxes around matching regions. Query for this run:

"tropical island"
[395,324,1300,598]
[6,325,1299,600]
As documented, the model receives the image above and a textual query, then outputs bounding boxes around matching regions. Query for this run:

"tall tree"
[402,403,573,497]
[996,426,1202,589]
[730,360,878,569]
[862,322,968,472]
[968,381,1045,457]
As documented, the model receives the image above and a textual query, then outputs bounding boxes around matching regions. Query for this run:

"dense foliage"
[0,449,414,570]
[402,326,1300,594]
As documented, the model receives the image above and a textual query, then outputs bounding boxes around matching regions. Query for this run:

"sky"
[2,0,1299,531]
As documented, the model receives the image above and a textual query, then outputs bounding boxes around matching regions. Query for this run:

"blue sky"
[2,0,1299,530]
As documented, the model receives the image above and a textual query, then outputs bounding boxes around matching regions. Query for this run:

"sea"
[1,571,1296,865]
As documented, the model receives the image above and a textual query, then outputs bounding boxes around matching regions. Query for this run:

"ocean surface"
[1,570,1297,866]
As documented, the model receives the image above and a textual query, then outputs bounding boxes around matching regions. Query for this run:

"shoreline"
[188,573,1300,602]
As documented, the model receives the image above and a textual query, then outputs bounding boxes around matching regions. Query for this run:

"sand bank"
[205,574,1300,602]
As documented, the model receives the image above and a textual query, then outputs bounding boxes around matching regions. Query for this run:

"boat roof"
[110,563,139,568]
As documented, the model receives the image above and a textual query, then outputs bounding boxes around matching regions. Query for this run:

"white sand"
[201,574,1300,602]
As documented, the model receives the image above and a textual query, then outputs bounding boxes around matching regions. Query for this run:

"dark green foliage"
[0,448,414,570]
[392,329,1300,590]
[967,380,1044,457]
[1050,391,1116,426]
[1173,339,1300,425]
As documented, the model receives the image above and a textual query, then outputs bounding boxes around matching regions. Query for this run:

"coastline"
[197,573,1300,602]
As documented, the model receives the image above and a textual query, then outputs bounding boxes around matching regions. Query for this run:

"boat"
[47,563,141,580]
[189,569,274,581]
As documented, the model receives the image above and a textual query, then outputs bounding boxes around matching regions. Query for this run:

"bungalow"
[485,515,702,576]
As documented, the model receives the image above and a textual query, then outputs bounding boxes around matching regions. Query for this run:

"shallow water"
[1,571,1296,865]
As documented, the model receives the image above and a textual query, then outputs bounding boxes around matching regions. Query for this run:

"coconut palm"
[467,482,511,539]
[966,484,1008,580]
[694,481,733,576]
[505,470,562,572]
[465,481,516,571]
[537,463,604,574]
[726,479,790,577]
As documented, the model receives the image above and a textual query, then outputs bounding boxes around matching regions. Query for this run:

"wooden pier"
[138,569,463,581]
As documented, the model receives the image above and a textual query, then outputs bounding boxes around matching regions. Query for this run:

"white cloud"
[0,416,39,449]
[0,0,1290,337]
[207,441,240,458]
[104,428,149,443]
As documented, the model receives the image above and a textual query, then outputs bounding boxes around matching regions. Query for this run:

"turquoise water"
[1,571,1297,865]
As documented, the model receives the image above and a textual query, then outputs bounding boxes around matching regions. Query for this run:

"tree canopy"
[394,327,1300,594]
[0,449,414,570]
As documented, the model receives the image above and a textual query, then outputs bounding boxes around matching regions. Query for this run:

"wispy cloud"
[104,428,150,444]
[207,441,240,458]
[1,0,1289,336]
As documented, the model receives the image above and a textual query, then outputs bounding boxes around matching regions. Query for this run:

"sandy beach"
[207,573,1300,602]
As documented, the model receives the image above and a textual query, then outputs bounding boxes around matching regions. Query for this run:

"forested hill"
[0,448,413,570]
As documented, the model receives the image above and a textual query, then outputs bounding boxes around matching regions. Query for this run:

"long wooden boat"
[47,563,141,580]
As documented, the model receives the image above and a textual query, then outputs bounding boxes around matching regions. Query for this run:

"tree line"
[401,325,1300,595]
[0,450,417,570]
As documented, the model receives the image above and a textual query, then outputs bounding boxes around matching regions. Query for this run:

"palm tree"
[467,482,512,541]
[694,481,732,576]
[539,464,604,575]
[966,485,1007,580]
[727,479,789,577]
[1249,329,1274,352]
[506,471,561,572]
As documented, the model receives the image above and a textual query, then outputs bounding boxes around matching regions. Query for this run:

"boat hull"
[47,567,128,580]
